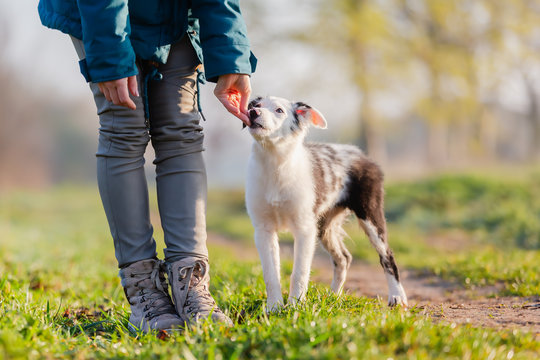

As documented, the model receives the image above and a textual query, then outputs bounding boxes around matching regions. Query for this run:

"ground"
[208,232,540,335]
[1,184,539,358]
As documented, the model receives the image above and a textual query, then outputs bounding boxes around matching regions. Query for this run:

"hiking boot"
[119,258,184,333]
[167,257,233,327]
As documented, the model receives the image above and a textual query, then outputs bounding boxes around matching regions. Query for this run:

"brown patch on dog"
[339,158,402,281]
[340,158,386,237]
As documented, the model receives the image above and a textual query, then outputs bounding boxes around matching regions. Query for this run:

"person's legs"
[71,35,157,267]
[155,151,208,262]
[71,37,182,332]
[91,77,158,267]
[145,36,231,325]
[146,36,208,263]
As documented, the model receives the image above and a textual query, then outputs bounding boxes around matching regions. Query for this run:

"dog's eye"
[276,108,284,114]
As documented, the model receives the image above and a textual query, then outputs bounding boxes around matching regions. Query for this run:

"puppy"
[245,96,408,311]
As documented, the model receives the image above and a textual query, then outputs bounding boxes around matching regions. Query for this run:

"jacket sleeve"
[190,0,256,82]
[76,0,138,83]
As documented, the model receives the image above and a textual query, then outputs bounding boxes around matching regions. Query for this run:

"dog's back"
[306,143,366,216]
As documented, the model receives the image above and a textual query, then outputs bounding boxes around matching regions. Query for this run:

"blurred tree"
[0,21,53,189]
[510,0,540,161]
[0,12,96,189]
[303,0,540,167]
[302,0,396,163]
[396,0,493,165]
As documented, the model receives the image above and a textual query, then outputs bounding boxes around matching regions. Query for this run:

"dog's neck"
[252,137,306,169]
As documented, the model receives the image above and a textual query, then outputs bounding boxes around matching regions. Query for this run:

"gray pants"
[72,36,209,267]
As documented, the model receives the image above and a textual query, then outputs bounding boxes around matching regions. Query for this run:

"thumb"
[236,74,252,114]
[239,87,251,115]
[128,75,139,97]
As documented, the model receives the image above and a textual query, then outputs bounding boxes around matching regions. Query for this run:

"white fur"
[360,220,388,257]
[385,273,408,306]
[245,96,408,310]
[361,219,408,307]
[246,139,316,308]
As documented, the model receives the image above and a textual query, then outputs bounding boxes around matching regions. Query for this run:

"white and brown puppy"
[245,96,408,311]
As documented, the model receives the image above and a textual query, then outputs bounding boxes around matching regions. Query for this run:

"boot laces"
[131,261,175,320]
[176,260,216,316]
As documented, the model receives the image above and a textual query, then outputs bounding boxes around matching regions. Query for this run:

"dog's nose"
[249,108,261,121]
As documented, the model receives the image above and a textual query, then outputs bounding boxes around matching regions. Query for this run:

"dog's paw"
[266,299,284,313]
[386,279,408,308]
[287,294,306,308]
[388,295,408,308]
[287,297,298,308]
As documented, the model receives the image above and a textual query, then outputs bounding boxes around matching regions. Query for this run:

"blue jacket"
[38,0,257,83]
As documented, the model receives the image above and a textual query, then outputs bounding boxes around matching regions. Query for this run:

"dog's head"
[246,96,327,144]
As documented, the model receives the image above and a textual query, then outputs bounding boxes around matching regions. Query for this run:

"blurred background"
[2,0,540,190]
[0,1,539,326]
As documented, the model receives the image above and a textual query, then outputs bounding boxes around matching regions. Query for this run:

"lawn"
[207,173,540,297]
[0,174,539,359]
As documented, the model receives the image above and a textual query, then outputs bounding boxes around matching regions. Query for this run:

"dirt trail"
[313,256,539,334]
[207,233,540,335]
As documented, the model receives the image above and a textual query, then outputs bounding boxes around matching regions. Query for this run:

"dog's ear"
[294,102,327,129]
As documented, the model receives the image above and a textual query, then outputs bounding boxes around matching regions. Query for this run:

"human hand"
[97,75,139,110]
[214,74,252,126]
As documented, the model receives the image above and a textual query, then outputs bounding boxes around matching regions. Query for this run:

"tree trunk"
[522,72,540,161]
[359,94,387,165]
[353,44,388,165]
[449,120,471,166]
[478,108,498,161]
[427,121,448,167]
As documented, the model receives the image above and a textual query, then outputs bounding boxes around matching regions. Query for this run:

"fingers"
[237,112,250,124]
[99,83,111,104]
[214,74,252,126]
[239,82,251,116]
[127,75,140,97]
[97,77,137,110]
[216,94,239,115]
[216,94,250,124]
[117,82,137,110]
[108,87,120,105]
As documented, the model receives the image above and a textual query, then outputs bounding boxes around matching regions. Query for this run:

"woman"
[38,0,256,332]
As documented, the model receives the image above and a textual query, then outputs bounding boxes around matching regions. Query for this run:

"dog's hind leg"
[318,207,352,295]
[359,218,407,307]
[254,227,284,311]
[347,159,408,307]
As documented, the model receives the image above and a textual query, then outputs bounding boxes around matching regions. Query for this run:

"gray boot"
[119,258,184,333]
[167,257,233,327]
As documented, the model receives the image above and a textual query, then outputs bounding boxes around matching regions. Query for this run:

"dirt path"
[313,256,539,334]
[207,233,540,335]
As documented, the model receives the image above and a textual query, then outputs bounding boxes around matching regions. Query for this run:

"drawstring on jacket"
[142,64,163,128]
[195,66,207,122]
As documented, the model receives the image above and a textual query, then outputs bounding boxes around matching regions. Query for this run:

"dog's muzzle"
[249,108,264,129]
[249,108,261,121]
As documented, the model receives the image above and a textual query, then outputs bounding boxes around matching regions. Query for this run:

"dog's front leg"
[254,227,283,311]
[288,226,317,306]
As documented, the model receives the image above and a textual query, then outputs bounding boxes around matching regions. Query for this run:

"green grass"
[208,174,540,297]
[1,182,539,359]
[384,173,540,249]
